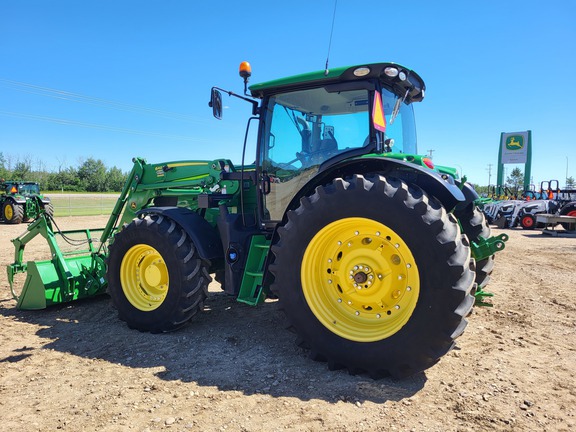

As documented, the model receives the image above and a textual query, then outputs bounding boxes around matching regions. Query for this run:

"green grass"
[49,195,119,217]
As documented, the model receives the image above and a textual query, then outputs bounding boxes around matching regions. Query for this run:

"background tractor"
[0,180,53,224]
[8,61,507,378]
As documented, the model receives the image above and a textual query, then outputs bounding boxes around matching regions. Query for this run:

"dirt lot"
[1,215,575,432]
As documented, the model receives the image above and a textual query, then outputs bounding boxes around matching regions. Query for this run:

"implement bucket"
[7,214,108,310]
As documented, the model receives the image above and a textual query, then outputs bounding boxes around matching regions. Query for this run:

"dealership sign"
[501,131,529,164]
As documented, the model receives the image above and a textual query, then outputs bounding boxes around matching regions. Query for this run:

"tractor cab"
[254,72,420,221]
[212,63,435,223]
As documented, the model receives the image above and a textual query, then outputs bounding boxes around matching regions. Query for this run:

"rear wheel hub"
[302,217,420,342]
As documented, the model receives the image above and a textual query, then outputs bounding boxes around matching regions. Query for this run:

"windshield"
[259,85,418,220]
[16,184,40,195]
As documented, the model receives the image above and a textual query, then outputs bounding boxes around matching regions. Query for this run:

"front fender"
[136,207,223,261]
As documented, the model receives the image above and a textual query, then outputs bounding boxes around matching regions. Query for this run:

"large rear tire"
[2,200,24,224]
[107,214,211,332]
[270,174,475,378]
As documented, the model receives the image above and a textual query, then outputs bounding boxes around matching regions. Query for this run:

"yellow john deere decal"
[506,135,524,150]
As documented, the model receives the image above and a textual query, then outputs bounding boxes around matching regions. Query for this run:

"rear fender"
[136,207,223,261]
[455,181,480,211]
[6,197,26,205]
[288,157,466,216]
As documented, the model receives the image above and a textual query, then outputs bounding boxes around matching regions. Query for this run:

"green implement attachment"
[471,233,509,262]
[7,215,108,310]
[474,287,495,308]
[470,233,509,307]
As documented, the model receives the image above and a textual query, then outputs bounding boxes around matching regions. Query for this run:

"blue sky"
[1,0,575,187]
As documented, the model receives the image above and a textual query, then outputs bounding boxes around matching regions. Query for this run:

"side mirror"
[209,88,223,120]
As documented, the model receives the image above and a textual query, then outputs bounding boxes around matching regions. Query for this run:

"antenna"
[324,0,338,76]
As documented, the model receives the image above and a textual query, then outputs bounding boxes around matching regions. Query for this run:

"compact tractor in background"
[7,61,508,378]
[483,180,576,231]
[1,180,53,224]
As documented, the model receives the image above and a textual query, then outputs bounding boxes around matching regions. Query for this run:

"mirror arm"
[212,86,260,116]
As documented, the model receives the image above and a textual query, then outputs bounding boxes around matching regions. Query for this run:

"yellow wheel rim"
[302,217,420,342]
[120,244,169,311]
[4,204,13,220]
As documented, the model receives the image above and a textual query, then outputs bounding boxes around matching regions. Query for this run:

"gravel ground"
[1,215,575,431]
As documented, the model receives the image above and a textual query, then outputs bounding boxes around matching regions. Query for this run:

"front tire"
[107,214,211,332]
[2,200,24,224]
[520,213,536,230]
[270,174,475,378]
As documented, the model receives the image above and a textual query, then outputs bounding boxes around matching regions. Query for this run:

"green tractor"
[8,61,507,378]
[1,180,53,224]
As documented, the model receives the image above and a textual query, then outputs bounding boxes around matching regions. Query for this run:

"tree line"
[0,152,128,192]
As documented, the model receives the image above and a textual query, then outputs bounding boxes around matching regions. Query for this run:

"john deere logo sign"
[501,131,529,164]
[506,135,524,150]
